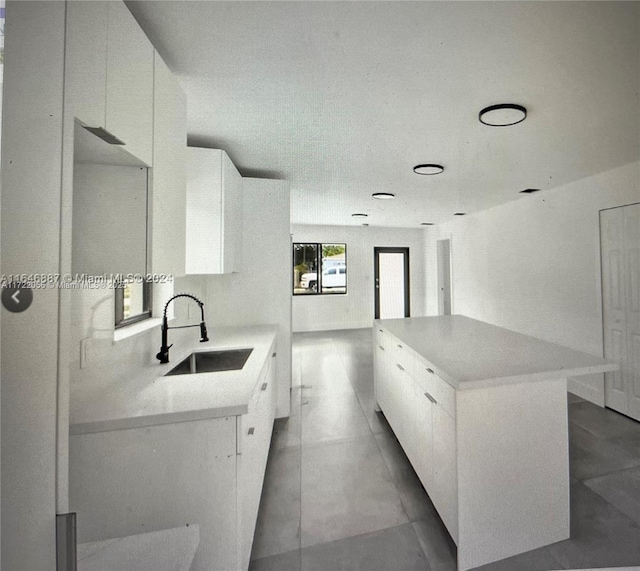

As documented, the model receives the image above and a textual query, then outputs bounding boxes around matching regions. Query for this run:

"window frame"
[292,242,347,296]
[114,280,153,328]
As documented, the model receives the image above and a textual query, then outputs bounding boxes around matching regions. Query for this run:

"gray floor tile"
[585,465,640,527]
[301,392,372,445]
[299,351,355,398]
[272,414,302,451]
[251,445,302,560]
[249,549,301,571]
[301,523,430,571]
[412,515,457,571]
[301,435,408,548]
[375,428,433,522]
[470,546,564,571]
[569,422,640,481]
[546,482,640,569]
[569,401,639,439]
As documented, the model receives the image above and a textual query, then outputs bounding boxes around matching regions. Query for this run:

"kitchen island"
[373,315,617,571]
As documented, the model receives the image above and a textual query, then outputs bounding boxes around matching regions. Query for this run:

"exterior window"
[115,280,152,327]
[293,243,347,295]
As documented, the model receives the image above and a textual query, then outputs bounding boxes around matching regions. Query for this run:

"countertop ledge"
[376,315,617,391]
[70,325,278,435]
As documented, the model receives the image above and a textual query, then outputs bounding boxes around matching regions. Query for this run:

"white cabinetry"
[69,344,277,571]
[373,315,614,570]
[65,0,154,165]
[186,147,243,274]
[150,53,187,276]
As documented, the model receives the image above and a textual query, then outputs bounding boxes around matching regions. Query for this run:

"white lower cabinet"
[373,330,458,543]
[69,345,277,571]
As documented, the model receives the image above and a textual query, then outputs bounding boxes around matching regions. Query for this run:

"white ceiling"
[127,1,640,227]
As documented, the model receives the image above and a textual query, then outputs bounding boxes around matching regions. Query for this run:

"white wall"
[292,225,426,332]
[1,2,66,568]
[201,178,292,418]
[424,161,640,404]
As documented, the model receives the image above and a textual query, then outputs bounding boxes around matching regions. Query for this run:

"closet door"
[623,204,640,419]
[601,203,640,420]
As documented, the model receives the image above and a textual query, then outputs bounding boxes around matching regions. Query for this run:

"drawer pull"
[261,383,268,391]
[426,368,434,374]
[248,427,255,436]
[396,364,405,371]
[397,344,403,349]
[378,329,383,333]
[272,352,277,358]
[379,345,385,351]
[424,392,437,404]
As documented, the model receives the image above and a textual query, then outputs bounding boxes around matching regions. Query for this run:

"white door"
[601,203,640,420]
[375,247,410,319]
[437,239,452,316]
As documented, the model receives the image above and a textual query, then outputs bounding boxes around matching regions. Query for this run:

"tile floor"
[249,328,640,571]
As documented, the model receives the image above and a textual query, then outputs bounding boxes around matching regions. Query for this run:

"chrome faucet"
[156,293,209,364]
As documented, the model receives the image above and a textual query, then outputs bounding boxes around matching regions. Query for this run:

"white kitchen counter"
[375,315,617,390]
[70,325,278,435]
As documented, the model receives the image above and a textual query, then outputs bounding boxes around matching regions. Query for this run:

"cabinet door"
[432,405,458,542]
[65,0,108,127]
[412,386,434,493]
[221,152,243,273]
[106,1,154,165]
[150,53,187,277]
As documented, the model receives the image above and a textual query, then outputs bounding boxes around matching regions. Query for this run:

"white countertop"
[376,315,617,390]
[70,325,277,435]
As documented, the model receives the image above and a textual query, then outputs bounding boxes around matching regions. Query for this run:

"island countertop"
[375,315,617,390]
[70,325,278,435]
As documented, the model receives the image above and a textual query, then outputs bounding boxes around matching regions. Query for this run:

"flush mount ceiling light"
[520,188,541,194]
[420,222,434,226]
[372,192,395,200]
[454,212,466,216]
[479,103,527,127]
[413,164,444,176]
[351,213,368,218]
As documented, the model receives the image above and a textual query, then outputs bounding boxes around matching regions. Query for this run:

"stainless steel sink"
[164,348,253,376]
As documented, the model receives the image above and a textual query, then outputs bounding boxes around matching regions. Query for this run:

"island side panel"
[69,416,238,571]
[455,377,570,571]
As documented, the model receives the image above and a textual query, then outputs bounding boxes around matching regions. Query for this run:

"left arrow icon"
[2,283,33,313]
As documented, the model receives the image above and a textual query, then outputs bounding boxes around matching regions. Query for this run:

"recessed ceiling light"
[420,222,434,226]
[414,164,444,175]
[520,188,541,194]
[351,213,368,218]
[372,192,395,200]
[479,103,527,127]
[454,212,466,216]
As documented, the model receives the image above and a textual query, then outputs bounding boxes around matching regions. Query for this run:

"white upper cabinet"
[150,53,187,277]
[65,0,154,166]
[186,148,243,275]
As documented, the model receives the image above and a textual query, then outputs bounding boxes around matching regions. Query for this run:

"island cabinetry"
[373,315,618,570]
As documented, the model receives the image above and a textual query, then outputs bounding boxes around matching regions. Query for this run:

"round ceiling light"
[413,164,444,175]
[372,192,395,200]
[351,213,368,218]
[479,103,527,127]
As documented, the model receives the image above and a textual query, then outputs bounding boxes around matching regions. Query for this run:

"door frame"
[437,238,452,316]
[374,247,410,319]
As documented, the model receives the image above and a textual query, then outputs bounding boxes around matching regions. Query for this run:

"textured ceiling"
[127,1,640,227]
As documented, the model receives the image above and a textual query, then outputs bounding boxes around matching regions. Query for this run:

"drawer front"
[415,362,456,419]
[387,339,415,379]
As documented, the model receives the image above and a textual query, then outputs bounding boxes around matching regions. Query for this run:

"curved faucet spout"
[156,293,209,363]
